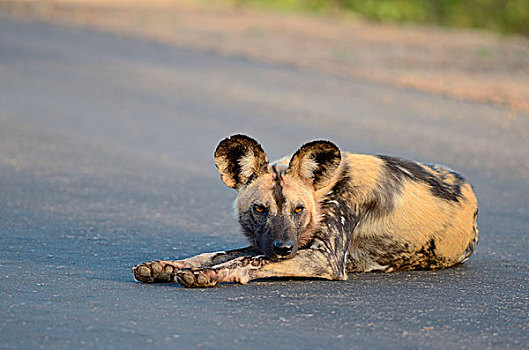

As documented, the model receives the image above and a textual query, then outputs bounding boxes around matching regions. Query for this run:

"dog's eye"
[253,204,266,213]
[294,206,304,214]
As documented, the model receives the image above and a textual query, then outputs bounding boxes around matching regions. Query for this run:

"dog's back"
[322,153,479,272]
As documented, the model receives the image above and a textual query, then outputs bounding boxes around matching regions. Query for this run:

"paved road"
[1,16,528,349]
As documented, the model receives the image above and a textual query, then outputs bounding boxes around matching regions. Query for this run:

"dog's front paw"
[133,260,183,283]
[175,268,218,288]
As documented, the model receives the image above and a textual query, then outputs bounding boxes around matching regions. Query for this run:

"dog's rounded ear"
[287,140,341,190]
[214,134,269,190]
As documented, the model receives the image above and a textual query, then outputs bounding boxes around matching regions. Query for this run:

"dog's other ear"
[214,134,269,190]
[287,140,341,190]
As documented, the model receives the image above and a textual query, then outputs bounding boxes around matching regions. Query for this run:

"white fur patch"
[396,165,413,177]
[310,239,332,254]
[238,151,256,178]
[300,157,319,179]
[364,261,389,272]
[458,254,470,263]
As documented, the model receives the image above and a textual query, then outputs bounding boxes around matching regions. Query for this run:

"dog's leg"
[176,210,359,287]
[174,246,344,287]
[133,246,258,283]
[176,223,356,288]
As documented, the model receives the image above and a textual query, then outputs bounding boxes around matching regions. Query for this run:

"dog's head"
[214,134,341,260]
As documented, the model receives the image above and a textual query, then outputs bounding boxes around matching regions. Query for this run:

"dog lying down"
[133,134,478,288]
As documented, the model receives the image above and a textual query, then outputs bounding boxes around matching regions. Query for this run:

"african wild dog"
[133,134,479,287]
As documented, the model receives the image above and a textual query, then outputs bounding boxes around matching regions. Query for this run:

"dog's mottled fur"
[133,135,478,287]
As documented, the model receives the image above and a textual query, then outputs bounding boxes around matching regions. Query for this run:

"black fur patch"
[223,144,245,187]
[349,234,412,269]
[357,236,445,270]
[365,182,399,218]
[461,237,477,260]
[272,168,286,212]
[378,155,464,202]
[209,247,261,266]
[419,238,437,258]
[460,208,479,262]
[238,207,269,248]
[312,147,341,183]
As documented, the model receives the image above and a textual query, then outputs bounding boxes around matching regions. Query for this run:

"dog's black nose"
[272,240,293,256]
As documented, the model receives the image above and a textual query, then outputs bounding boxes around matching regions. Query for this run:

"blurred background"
[236,0,529,35]
[2,0,528,112]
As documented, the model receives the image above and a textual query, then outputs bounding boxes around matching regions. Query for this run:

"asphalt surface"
[1,16,528,349]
